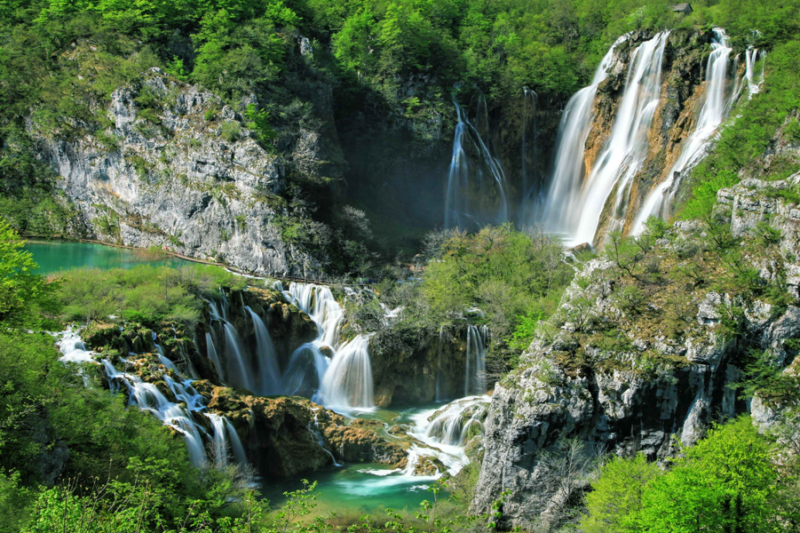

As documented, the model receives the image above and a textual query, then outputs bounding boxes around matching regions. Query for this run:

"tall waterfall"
[464,325,488,396]
[632,29,735,233]
[245,306,281,395]
[564,32,670,245]
[445,98,509,230]
[543,35,628,236]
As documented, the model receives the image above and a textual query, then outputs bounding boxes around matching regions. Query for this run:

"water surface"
[25,241,182,274]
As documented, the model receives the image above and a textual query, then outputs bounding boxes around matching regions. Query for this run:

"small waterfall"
[103,359,208,467]
[245,306,281,396]
[520,87,540,223]
[223,322,254,392]
[744,47,765,99]
[57,327,94,364]
[205,332,224,379]
[285,283,343,349]
[206,413,247,468]
[464,326,488,396]
[281,282,375,410]
[444,100,509,230]
[225,418,248,465]
[632,29,733,233]
[318,335,374,411]
[435,327,444,403]
[544,35,628,236]
[423,396,489,446]
[207,413,230,468]
[308,407,342,466]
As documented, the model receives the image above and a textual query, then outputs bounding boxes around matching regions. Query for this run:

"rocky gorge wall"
[470,166,800,529]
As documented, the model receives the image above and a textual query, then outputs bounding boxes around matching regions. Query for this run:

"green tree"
[639,417,779,533]
[0,218,56,327]
[580,454,660,533]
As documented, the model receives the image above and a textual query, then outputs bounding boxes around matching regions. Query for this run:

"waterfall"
[423,396,489,446]
[225,418,248,465]
[444,100,509,231]
[57,327,94,364]
[205,332,224,379]
[245,306,281,396]
[520,87,540,223]
[103,359,208,467]
[206,413,247,468]
[632,29,733,234]
[307,407,342,466]
[744,48,765,98]
[207,413,230,468]
[544,35,628,237]
[223,322,254,392]
[281,282,375,410]
[464,326,488,396]
[435,327,444,402]
[282,343,329,396]
[565,32,670,245]
[318,335,374,410]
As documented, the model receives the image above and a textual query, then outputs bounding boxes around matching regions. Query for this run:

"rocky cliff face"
[32,68,342,277]
[471,171,800,529]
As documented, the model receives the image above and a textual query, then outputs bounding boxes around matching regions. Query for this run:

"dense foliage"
[581,417,800,532]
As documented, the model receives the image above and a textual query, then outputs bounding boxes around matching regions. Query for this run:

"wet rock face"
[369,326,469,407]
[32,69,331,277]
[471,186,800,529]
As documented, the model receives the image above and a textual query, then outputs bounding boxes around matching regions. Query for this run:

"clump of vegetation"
[55,264,248,327]
[580,417,797,532]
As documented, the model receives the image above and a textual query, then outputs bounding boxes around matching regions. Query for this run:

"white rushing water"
[632,29,745,234]
[543,34,628,236]
[445,98,509,230]
[464,325,488,396]
[245,306,281,395]
[280,282,375,412]
[569,32,670,245]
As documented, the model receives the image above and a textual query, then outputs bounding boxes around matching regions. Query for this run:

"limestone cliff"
[31,67,343,277]
[471,172,800,529]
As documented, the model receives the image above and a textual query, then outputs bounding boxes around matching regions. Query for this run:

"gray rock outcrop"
[32,68,328,277]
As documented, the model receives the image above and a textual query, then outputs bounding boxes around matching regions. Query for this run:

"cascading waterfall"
[245,306,281,396]
[568,32,670,245]
[464,325,488,396]
[543,35,628,234]
[444,101,509,230]
[632,29,735,233]
[102,358,208,467]
[281,282,375,411]
[422,396,490,447]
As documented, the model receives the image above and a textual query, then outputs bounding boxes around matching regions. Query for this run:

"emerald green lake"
[25,241,183,274]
